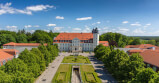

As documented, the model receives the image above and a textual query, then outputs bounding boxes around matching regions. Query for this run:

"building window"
[3,60,6,65]
[147,64,150,67]
[153,66,157,71]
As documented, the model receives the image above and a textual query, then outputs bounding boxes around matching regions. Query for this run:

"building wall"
[3,46,39,53]
[55,42,94,52]
[93,33,99,49]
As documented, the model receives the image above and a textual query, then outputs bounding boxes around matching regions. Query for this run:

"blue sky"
[0,0,159,36]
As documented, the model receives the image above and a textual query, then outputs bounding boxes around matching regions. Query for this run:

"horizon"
[0,0,159,36]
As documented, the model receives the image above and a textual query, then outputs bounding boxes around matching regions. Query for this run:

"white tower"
[92,28,99,50]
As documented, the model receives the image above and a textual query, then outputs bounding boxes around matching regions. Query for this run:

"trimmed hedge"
[80,65,102,83]
[52,64,72,83]
[62,56,91,64]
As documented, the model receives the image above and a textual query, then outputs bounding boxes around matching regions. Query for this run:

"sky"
[0,0,159,36]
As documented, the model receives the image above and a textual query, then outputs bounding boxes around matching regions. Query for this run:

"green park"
[52,55,102,83]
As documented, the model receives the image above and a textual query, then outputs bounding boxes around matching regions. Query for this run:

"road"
[88,55,118,83]
[34,55,64,83]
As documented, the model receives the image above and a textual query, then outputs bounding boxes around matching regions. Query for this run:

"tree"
[32,30,52,43]
[100,32,128,47]
[30,48,46,71]
[5,58,28,74]
[131,68,158,83]
[119,53,145,82]
[0,34,16,46]
[0,70,13,83]
[94,44,104,53]
[18,49,41,77]
[16,34,28,43]
[12,71,34,83]
[130,38,141,45]
[147,40,156,45]
[104,49,129,81]
[38,45,51,66]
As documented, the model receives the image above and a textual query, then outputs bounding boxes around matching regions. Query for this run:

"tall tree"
[131,68,158,83]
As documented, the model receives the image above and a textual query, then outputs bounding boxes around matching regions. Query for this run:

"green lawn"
[62,55,91,63]
[52,64,72,83]
[80,65,102,83]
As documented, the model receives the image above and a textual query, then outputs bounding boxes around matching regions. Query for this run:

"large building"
[53,28,109,52]
[3,42,47,53]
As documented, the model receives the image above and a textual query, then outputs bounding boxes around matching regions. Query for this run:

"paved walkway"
[72,70,81,83]
[88,55,118,83]
[34,55,64,83]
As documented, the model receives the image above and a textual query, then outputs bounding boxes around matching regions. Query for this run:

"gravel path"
[34,55,64,83]
[88,55,118,83]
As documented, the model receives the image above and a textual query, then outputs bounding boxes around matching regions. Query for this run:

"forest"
[100,32,159,47]
[0,29,59,48]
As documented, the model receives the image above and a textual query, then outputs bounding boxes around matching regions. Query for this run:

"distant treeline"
[132,36,159,41]
[0,29,59,47]
[0,30,159,48]
[100,32,159,47]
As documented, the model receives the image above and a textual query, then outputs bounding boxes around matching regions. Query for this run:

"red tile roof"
[139,50,159,67]
[54,33,93,40]
[128,49,144,53]
[99,41,109,46]
[0,49,19,55]
[3,42,47,46]
[0,50,14,62]
[125,44,159,50]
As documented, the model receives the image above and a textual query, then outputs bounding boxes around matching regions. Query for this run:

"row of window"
[59,43,92,46]
[147,64,157,71]
[0,58,12,66]
[54,40,93,43]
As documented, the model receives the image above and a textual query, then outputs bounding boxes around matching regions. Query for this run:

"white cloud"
[6,25,17,29]
[26,5,54,11]
[30,30,35,33]
[133,28,145,33]
[24,25,32,28]
[76,17,92,20]
[56,16,64,19]
[34,25,40,27]
[122,21,128,24]
[97,21,101,24]
[103,27,109,30]
[92,21,101,25]
[130,22,141,26]
[146,23,151,26]
[118,28,129,33]
[119,28,129,32]
[6,25,18,31]
[73,28,81,31]
[54,27,63,31]
[143,23,151,28]
[47,24,56,27]
[0,3,54,15]
[82,26,91,32]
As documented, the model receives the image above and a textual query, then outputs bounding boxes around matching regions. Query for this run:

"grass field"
[52,55,101,83]
[80,65,102,83]
[62,55,91,63]
[52,64,72,83]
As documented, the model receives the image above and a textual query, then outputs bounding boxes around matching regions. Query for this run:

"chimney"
[152,47,155,50]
